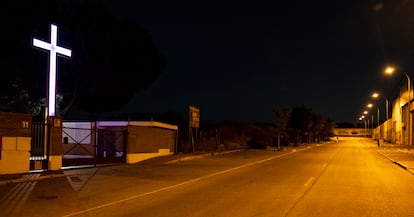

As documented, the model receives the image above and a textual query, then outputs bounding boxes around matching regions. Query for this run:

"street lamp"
[369,98,380,126]
[367,104,374,129]
[372,92,389,141]
[385,66,412,146]
[363,107,374,137]
[359,116,367,137]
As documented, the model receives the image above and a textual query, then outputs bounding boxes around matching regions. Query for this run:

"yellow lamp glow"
[385,66,395,75]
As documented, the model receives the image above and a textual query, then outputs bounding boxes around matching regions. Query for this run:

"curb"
[375,150,412,174]
[393,161,408,169]
[165,153,211,164]
[164,149,243,164]
[164,143,323,165]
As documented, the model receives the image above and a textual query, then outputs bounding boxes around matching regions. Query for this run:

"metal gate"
[62,124,126,167]
[30,122,48,170]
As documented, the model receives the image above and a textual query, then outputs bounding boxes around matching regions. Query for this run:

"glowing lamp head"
[385,66,395,75]
[372,93,379,98]
[367,104,373,108]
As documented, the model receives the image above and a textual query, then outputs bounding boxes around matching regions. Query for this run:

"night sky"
[105,0,414,124]
[13,1,414,124]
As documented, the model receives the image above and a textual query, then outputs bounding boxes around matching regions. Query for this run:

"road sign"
[189,105,200,128]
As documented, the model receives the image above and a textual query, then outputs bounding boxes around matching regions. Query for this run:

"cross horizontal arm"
[56,46,72,57]
[33,39,51,50]
[33,39,72,57]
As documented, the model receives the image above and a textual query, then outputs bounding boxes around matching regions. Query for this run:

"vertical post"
[371,114,374,129]
[47,116,62,170]
[43,107,48,161]
[404,72,411,146]
[364,119,366,137]
[175,129,179,154]
[386,97,389,142]
[188,109,194,153]
[377,107,380,127]
[188,106,200,153]
[406,73,412,147]
[371,114,374,139]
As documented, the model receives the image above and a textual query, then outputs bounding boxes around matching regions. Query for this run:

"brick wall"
[127,126,176,153]
[0,112,31,137]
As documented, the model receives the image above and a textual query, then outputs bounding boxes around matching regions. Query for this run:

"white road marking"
[304,177,314,186]
[63,145,322,217]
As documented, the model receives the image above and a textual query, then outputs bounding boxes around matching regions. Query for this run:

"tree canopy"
[0,0,165,117]
[274,104,334,145]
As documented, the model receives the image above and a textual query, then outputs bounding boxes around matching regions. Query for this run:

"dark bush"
[248,134,267,149]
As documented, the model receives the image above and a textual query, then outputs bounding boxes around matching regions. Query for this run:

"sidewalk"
[375,141,414,174]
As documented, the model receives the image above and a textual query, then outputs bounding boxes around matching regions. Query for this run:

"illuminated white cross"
[33,24,71,116]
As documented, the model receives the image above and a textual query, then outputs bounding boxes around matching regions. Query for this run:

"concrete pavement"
[375,141,414,174]
[0,143,319,186]
[1,139,413,186]
[0,149,256,186]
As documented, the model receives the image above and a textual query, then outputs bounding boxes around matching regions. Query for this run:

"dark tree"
[287,104,313,145]
[310,113,325,143]
[273,106,291,150]
[322,119,335,140]
[0,0,165,117]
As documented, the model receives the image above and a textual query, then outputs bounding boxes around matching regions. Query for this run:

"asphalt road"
[2,139,414,217]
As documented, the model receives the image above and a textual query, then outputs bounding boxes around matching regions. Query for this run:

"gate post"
[47,116,62,170]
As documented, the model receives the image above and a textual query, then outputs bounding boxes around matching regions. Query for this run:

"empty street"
[1,138,414,217]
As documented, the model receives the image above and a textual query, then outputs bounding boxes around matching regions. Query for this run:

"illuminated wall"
[0,112,32,175]
[333,128,371,137]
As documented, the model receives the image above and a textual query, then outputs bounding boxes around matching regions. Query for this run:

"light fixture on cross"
[33,24,71,117]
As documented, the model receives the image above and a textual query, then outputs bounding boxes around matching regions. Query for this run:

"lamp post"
[363,110,371,138]
[367,118,370,137]
[371,114,374,129]
[359,116,367,137]
[377,107,380,127]
[364,119,367,136]
[367,104,373,129]
[372,92,389,141]
[385,66,411,146]
[367,103,377,138]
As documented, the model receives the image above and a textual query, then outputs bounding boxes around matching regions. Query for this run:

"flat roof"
[63,120,178,130]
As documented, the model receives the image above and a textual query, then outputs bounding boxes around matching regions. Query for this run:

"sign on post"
[188,105,200,152]
[189,105,200,129]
